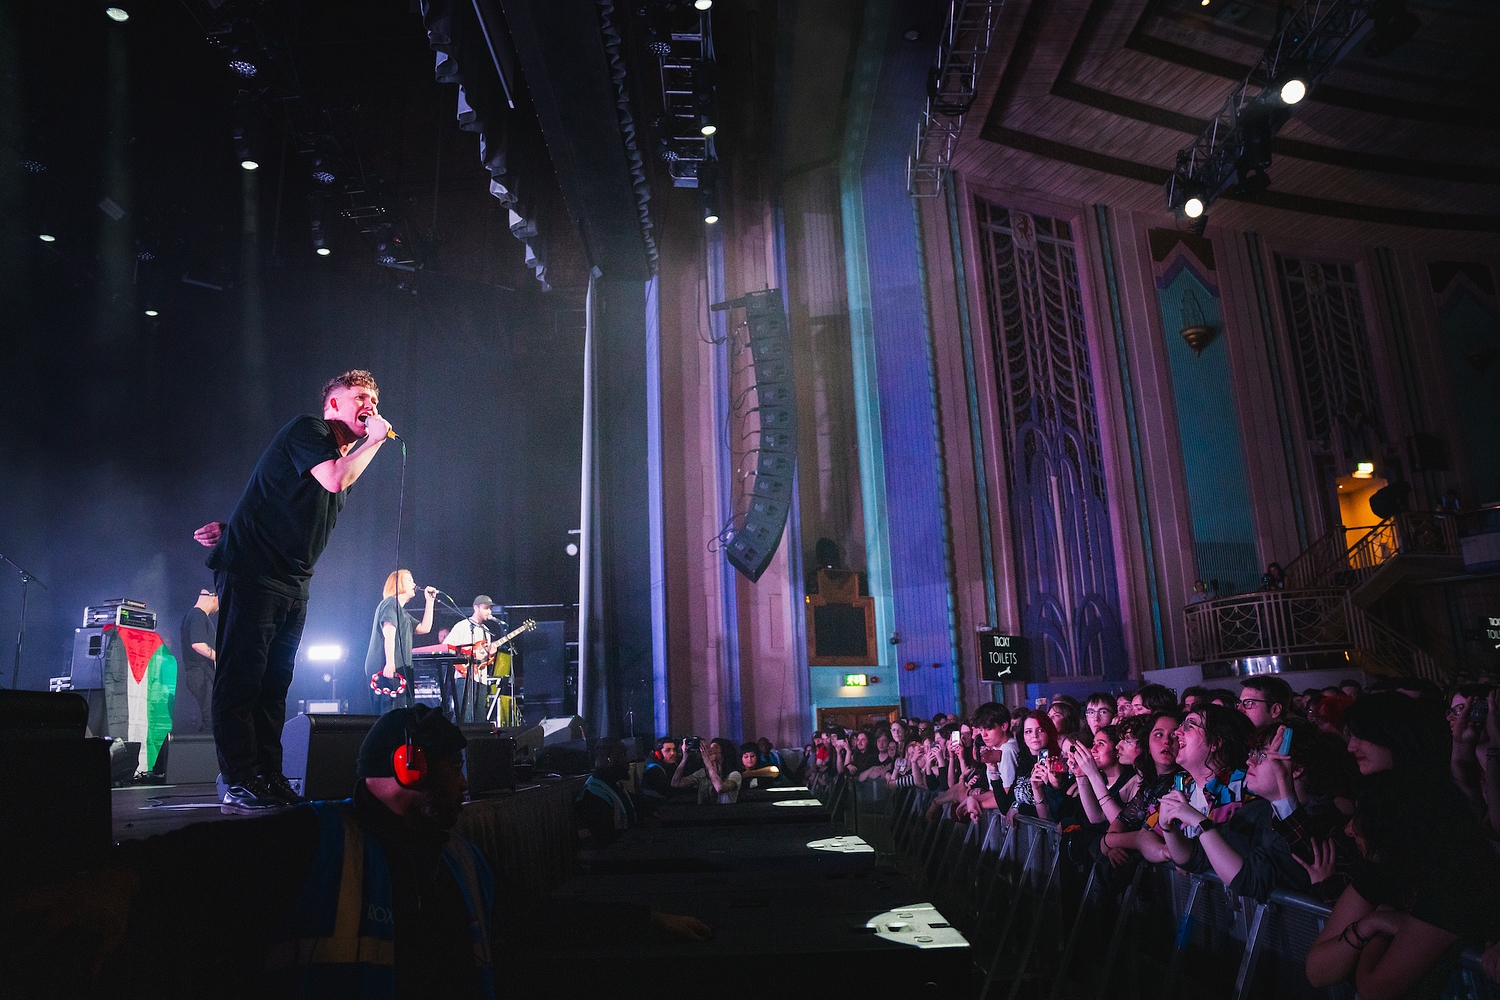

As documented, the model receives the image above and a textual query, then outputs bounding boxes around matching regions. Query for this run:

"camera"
[685,736,703,752]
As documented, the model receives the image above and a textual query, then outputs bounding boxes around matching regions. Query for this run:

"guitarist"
[442,596,502,721]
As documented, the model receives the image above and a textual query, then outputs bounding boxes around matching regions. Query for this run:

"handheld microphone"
[368,409,400,440]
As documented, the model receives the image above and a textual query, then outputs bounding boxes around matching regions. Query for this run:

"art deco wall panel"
[1429,262,1500,505]
[975,200,1127,680]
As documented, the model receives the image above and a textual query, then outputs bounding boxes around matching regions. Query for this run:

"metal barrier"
[889,805,1493,1000]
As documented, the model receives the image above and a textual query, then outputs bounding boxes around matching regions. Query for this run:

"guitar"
[466,619,537,682]
[373,620,538,691]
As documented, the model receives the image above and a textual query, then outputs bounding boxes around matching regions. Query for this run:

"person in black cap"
[3,706,713,997]
[444,595,501,721]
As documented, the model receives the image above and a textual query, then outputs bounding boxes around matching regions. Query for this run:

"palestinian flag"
[105,625,178,771]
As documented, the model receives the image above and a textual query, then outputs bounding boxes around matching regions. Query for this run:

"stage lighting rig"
[908,0,1007,197]
[639,1,717,189]
[1166,0,1419,220]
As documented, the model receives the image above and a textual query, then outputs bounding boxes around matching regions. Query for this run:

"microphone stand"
[2,553,48,690]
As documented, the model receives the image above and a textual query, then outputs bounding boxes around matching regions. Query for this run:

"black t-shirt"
[179,607,215,673]
[208,415,347,597]
[365,595,416,677]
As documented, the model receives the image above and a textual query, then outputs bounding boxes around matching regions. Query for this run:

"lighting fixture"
[228,59,258,79]
[694,0,712,9]
[902,28,920,41]
[306,645,344,661]
[143,309,159,317]
[1279,78,1306,105]
[566,542,579,557]
[316,247,331,256]
[704,212,719,225]
[1183,197,1205,219]
[700,123,717,137]
[105,7,129,22]
[312,170,336,185]
[38,233,56,242]
[21,160,45,173]
[240,159,259,171]
[1354,462,1374,479]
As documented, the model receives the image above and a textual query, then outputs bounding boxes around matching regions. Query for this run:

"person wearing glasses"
[1237,674,1294,728]
[1083,692,1116,736]
[1157,704,1257,867]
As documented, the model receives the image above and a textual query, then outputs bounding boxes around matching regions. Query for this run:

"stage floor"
[112,782,243,842]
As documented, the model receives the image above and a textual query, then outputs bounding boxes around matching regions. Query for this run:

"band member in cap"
[443,596,499,721]
[192,370,394,814]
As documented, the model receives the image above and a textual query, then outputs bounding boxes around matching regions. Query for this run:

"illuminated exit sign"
[843,673,868,687]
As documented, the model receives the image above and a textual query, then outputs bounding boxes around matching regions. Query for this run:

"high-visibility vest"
[262,800,495,999]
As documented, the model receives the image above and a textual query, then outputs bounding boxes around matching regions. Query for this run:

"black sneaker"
[263,771,308,805]
[221,776,288,815]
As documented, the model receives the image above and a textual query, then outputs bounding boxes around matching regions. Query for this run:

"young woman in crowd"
[1019,712,1076,821]
[1100,711,1182,864]
[1067,723,1139,826]
[1305,770,1500,1000]
[1344,691,1450,777]
[1157,704,1257,868]
[1047,700,1083,742]
[1449,684,1498,826]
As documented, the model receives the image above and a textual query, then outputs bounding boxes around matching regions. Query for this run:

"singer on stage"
[365,569,437,714]
[193,370,394,814]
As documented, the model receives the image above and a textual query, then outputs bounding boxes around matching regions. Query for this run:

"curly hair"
[322,369,379,402]
[1192,703,1256,774]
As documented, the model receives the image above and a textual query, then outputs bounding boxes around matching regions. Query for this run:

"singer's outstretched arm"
[309,414,389,494]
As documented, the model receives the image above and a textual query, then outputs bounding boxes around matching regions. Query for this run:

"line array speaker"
[720,289,797,583]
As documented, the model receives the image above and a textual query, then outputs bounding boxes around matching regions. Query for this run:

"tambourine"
[370,670,408,698]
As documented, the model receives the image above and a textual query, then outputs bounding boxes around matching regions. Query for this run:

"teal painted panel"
[1152,235,1260,596]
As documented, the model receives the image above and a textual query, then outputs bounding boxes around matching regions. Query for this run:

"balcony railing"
[1285,512,1461,591]
[1184,587,1444,682]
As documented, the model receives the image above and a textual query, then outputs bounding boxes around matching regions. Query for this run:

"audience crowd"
[789,673,1500,998]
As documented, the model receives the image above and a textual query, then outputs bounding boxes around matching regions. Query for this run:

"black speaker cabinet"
[459,722,516,796]
[515,621,568,717]
[70,627,108,690]
[281,714,379,800]
[161,732,220,785]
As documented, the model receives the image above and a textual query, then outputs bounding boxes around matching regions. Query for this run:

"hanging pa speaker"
[718,289,797,584]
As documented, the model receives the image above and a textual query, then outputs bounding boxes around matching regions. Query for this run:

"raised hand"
[1293,837,1337,885]
[193,521,225,547]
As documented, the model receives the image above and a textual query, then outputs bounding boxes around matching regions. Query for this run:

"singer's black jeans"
[211,572,306,784]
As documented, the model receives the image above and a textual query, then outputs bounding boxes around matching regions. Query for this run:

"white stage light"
[306,645,344,661]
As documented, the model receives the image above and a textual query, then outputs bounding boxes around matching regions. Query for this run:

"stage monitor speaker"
[0,689,90,739]
[514,620,568,718]
[718,289,796,584]
[161,732,219,785]
[541,716,585,745]
[496,723,545,760]
[461,724,516,796]
[0,692,109,889]
[281,713,379,800]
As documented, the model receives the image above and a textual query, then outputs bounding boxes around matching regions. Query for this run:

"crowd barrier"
[826,778,1494,1000]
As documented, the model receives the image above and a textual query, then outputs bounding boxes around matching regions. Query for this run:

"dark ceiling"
[965,0,1500,231]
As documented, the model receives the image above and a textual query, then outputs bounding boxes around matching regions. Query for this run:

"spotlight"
[240,159,259,171]
[1233,167,1271,197]
[136,249,155,261]
[105,7,129,22]
[310,155,338,186]
[143,309,159,317]
[566,542,579,557]
[1183,197,1204,219]
[312,170,336,184]
[1279,78,1306,105]
[228,59,258,78]
[694,0,712,9]
[700,122,717,137]
[306,645,344,662]
[38,233,56,242]
[21,160,45,173]
[316,247,331,256]
[903,28,920,41]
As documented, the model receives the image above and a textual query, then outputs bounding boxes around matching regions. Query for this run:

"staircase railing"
[1284,512,1462,591]
[1184,588,1445,682]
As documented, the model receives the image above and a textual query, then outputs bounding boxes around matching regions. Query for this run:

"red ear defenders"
[392,719,429,788]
